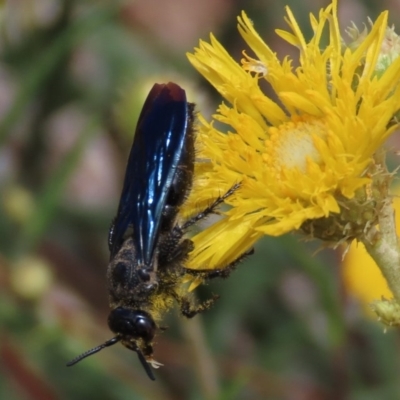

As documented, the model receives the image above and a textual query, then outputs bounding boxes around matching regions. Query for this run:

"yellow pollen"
[263,117,327,173]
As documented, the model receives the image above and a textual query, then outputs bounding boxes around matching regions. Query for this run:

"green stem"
[180,314,219,400]
[362,198,400,301]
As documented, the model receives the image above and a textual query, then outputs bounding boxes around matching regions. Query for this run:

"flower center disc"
[264,117,326,173]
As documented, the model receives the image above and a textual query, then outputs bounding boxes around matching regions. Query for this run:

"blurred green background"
[1,0,400,399]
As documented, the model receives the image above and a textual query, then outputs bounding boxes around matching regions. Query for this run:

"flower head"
[185,1,400,272]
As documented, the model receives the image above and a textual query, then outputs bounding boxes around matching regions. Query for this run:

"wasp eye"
[108,307,156,341]
[134,313,156,341]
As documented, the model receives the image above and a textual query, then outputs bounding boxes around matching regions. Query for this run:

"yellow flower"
[343,240,392,312]
[185,1,400,273]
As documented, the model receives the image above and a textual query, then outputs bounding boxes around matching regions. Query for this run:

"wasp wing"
[109,82,189,266]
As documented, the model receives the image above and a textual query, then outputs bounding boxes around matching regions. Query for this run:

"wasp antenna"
[136,348,156,381]
[66,336,120,367]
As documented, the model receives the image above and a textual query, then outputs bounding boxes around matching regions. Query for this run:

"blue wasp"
[67,82,248,380]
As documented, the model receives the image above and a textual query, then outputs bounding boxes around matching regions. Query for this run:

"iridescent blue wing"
[109,82,190,266]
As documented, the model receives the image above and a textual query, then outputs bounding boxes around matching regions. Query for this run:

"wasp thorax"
[137,268,159,292]
[108,307,156,342]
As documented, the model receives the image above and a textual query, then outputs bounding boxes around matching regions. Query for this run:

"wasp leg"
[181,183,240,230]
[162,183,240,264]
[167,238,194,263]
[178,294,220,318]
[185,248,254,281]
[178,250,253,318]
[158,234,194,267]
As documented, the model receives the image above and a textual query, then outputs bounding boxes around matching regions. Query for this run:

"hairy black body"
[67,83,250,380]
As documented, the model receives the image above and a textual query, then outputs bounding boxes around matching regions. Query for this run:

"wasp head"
[66,307,158,380]
[107,307,156,355]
